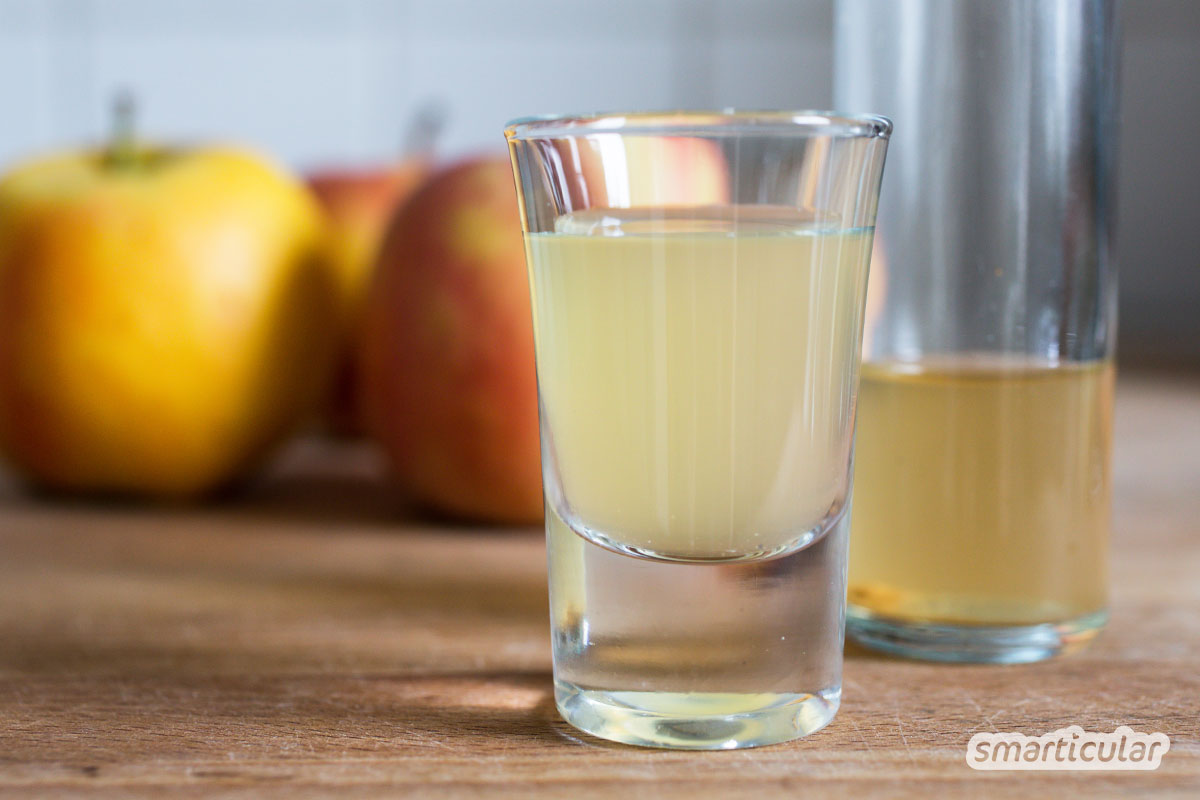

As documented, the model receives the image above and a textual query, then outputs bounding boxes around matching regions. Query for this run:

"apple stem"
[402,100,447,159]
[106,90,138,169]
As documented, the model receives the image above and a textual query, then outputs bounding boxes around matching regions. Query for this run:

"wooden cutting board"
[1,376,1197,798]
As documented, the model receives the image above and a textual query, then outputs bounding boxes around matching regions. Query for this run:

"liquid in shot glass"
[507,112,890,749]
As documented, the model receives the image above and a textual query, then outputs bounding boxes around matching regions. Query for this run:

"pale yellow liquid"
[848,359,1113,625]
[526,207,874,560]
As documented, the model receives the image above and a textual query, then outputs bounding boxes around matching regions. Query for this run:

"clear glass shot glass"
[836,0,1119,663]
[506,111,890,749]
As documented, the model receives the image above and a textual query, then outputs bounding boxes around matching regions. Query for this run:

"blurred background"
[0,0,1195,369]
[1,0,1197,369]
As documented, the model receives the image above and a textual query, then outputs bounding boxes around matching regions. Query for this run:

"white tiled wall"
[0,0,1197,364]
[0,0,833,167]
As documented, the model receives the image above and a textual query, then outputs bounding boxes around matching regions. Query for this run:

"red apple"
[359,157,541,523]
[308,160,429,434]
[551,135,729,208]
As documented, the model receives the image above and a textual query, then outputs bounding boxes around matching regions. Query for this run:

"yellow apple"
[0,144,338,498]
[359,157,541,523]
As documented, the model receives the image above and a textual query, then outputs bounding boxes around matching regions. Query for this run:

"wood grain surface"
[1,376,1197,798]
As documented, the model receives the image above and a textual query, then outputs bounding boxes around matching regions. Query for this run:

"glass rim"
[504,109,892,141]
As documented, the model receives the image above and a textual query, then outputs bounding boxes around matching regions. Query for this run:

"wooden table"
[1,376,1198,798]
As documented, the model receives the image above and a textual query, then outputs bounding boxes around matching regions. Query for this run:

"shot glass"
[506,111,890,749]
[836,0,1118,662]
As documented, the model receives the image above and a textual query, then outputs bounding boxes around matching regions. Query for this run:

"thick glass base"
[555,680,839,750]
[846,607,1108,664]
[545,500,849,750]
